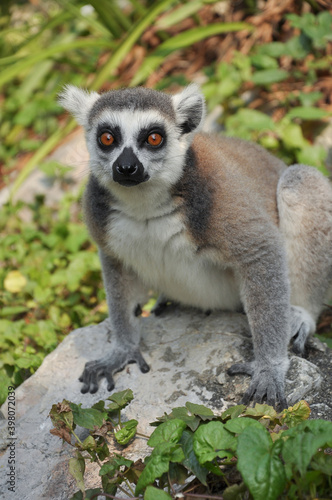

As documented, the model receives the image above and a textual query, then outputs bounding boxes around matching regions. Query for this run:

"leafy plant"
[0,194,107,404]
[200,10,332,174]
[49,392,332,499]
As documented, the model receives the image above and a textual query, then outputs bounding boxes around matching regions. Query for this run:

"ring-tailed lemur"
[59,84,332,408]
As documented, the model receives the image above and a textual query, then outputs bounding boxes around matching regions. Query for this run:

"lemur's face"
[59,85,205,191]
[87,107,181,189]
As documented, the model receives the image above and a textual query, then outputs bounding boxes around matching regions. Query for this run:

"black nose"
[116,164,138,176]
[112,147,149,187]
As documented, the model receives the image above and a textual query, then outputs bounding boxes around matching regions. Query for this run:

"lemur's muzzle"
[112,147,149,187]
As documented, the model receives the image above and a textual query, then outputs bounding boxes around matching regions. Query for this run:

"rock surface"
[0,307,329,500]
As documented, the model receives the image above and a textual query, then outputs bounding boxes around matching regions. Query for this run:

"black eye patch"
[136,125,166,149]
[96,124,122,150]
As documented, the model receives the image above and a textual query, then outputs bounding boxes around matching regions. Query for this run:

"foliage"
[49,392,332,499]
[0,194,107,404]
[201,11,332,174]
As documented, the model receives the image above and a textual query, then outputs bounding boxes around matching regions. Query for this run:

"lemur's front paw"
[228,362,288,409]
[79,348,149,394]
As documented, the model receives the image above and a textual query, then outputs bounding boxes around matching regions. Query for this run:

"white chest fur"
[106,210,241,311]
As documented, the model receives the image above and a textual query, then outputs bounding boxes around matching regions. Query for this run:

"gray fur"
[59,84,332,409]
[88,87,176,123]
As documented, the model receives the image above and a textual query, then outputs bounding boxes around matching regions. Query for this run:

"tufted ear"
[58,85,99,127]
[172,83,206,134]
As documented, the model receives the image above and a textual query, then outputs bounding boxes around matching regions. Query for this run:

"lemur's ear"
[58,85,99,127]
[172,83,206,134]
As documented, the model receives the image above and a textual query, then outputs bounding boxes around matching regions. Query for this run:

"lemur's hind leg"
[277,164,332,354]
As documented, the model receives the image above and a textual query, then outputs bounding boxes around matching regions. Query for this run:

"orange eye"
[99,132,114,146]
[147,133,163,147]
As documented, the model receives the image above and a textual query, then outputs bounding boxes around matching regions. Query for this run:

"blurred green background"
[0,0,331,403]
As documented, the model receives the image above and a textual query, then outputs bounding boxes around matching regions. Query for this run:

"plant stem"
[136,432,150,439]
[117,483,135,497]
[124,478,136,496]
[71,429,83,446]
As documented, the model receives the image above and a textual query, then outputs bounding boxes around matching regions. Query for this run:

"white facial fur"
[86,108,188,192]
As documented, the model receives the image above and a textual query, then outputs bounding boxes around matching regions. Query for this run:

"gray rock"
[0,308,325,499]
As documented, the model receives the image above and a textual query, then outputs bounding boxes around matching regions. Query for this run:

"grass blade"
[0,39,114,88]
[90,0,179,90]
[156,0,205,29]
[131,21,252,86]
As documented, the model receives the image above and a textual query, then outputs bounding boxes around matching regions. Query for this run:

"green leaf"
[277,121,309,150]
[148,418,187,447]
[0,373,13,404]
[156,0,204,29]
[296,145,328,171]
[221,405,246,421]
[135,442,185,495]
[82,435,96,451]
[225,417,263,434]
[311,450,332,476]
[99,455,133,476]
[298,91,323,107]
[107,389,134,412]
[281,420,332,476]
[170,407,200,431]
[114,419,138,445]
[68,456,85,494]
[286,107,331,121]
[251,69,289,85]
[244,403,277,419]
[226,109,276,135]
[237,427,286,500]
[144,486,172,500]
[185,402,215,420]
[251,54,279,70]
[180,430,208,485]
[255,42,287,58]
[91,400,106,412]
[70,403,106,430]
[193,421,237,464]
[70,488,103,500]
[223,482,248,500]
[169,462,189,485]
[0,306,29,317]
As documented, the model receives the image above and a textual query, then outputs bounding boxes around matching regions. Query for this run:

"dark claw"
[135,352,150,373]
[140,361,150,373]
[278,395,288,410]
[79,348,149,394]
[81,384,89,394]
